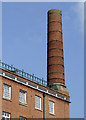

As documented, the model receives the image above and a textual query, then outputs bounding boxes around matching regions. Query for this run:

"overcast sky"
[2,2,84,118]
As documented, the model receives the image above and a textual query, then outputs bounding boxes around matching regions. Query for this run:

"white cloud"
[70,2,84,33]
[74,2,84,25]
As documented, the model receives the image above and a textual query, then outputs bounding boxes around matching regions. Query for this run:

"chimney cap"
[48,9,62,14]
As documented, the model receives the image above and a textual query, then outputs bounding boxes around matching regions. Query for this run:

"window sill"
[19,102,28,107]
[35,108,43,112]
[49,112,56,116]
[3,97,12,102]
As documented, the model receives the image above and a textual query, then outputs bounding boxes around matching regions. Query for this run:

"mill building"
[0,9,70,119]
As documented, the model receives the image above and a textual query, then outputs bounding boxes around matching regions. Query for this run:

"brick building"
[0,9,70,119]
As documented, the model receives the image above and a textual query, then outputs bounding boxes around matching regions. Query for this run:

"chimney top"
[48,9,62,14]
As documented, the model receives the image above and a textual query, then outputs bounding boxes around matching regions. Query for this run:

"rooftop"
[0,60,70,103]
[0,60,54,88]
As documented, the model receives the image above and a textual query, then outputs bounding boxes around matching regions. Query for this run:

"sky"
[2,2,84,118]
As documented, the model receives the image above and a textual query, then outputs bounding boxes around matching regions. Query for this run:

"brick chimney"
[47,9,67,90]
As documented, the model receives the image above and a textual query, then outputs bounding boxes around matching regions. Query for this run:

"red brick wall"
[0,75,2,119]
[2,75,70,118]
[45,94,69,118]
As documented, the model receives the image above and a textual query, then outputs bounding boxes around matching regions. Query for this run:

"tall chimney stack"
[47,9,66,89]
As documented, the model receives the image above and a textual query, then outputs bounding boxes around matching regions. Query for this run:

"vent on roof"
[66,97,69,101]
[38,86,47,92]
[5,73,15,79]
[28,82,37,88]
[0,70,2,74]
[17,78,27,84]
[48,90,56,96]
[57,94,65,99]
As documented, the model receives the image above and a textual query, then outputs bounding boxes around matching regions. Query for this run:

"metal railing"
[0,60,56,88]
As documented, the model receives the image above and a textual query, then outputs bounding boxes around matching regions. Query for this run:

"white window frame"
[19,116,27,120]
[35,95,41,110]
[2,111,10,119]
[3,84,11,100]
[49,100,54,114]
[19,89,26,104]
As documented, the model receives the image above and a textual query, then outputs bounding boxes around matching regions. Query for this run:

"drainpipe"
[43,93,45,120]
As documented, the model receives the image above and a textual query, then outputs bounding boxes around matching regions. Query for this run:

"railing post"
[32,74,34,81]
[22,69,24,76]
[42,78,44,85]
[8,65,10,70]
[0,60,1,67]
[11,65,13,71]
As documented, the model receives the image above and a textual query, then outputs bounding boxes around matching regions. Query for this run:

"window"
[19,89,26,104]
[49,101,54,114]
[3,84,11,100]
[35,95,41,110]
[2,112,10,120]
[19,116,27,120]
